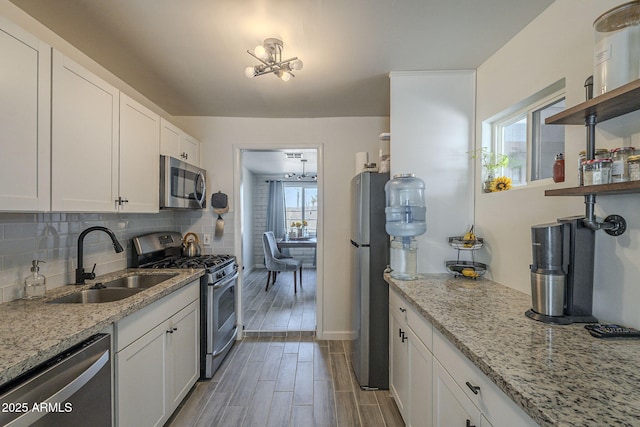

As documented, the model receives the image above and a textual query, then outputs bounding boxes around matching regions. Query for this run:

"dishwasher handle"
[5,349,109,427]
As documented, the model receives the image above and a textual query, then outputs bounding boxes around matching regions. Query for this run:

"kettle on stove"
[182,232,201,257]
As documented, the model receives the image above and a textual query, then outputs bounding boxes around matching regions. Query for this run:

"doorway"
[236,147,321,337]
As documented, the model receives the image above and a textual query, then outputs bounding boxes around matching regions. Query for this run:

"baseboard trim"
[243,330,316,338]
[320,331,357,340]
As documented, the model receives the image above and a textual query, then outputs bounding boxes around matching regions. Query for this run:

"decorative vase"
[483,172,494,193]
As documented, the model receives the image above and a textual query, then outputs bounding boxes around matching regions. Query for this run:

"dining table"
[276,237,317,249]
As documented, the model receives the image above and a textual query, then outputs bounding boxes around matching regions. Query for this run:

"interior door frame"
[233,143,324,339]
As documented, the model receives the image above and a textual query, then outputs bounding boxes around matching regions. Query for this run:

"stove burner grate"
[142,254,234,271]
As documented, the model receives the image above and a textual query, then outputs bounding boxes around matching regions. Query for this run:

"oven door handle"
[212,325,238,358]
[211,271,238,290]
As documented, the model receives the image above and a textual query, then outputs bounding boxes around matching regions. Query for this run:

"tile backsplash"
[0,210,235,302]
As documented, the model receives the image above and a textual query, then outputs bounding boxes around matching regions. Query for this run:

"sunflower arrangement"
[489,176,512,192]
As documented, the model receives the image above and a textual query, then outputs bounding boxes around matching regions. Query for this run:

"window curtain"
[266,180,287,240]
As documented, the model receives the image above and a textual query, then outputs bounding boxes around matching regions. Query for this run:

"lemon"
[461,267,479,278]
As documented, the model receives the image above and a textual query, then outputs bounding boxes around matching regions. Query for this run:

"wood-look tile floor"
[242,268,316,335]
[166,337,404,427]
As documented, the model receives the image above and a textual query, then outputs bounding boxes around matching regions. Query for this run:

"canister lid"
[584,158,613,164]
[610,146,636,153]
[594,1,640,32]
[579,149,609,155]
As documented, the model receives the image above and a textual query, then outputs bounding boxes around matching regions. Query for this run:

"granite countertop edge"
[0,268,205,385]
[385,273,640,427]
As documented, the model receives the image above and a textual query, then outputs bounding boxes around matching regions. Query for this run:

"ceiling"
[9,0,554,118]
[243,149,317,176]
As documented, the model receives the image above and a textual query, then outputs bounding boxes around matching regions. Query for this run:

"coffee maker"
[525,216,598,324]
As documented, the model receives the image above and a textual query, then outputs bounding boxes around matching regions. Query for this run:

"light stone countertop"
[0,268,205,385]
[385,273,640,427]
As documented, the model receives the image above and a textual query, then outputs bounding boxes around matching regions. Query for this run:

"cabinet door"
[167,300,199,411]
[159,118,200,166]
[116,322,167,427]
[0,17,50,211]
[433,359,480,427]
[408,327,433,427]
[160,118,181,159]
[51,50,119,212]
[481,414,494,427]
[119,94,160,213]
[389,309,410,422]
[181,133,200,166]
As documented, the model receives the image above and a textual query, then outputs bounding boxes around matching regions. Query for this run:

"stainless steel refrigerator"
[350,171,390,390]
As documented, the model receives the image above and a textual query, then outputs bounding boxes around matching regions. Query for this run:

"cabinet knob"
[465,381,480,395]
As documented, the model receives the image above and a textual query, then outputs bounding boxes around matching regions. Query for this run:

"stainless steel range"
[132,231,238,379]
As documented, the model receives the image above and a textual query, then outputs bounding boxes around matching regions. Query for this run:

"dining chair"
[262,231,303,293]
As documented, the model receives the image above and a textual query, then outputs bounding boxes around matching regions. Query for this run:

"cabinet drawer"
[433,329,537,427]
[389,288,432,350]
[406,303,432,350]
[116,280,199,352]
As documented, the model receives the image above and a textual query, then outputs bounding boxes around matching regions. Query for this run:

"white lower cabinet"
[389,288,537,427]
[390,309,410,418]
[433,359,481,427]
[117,319,167,427]
[115,281,199,427]
[389,290,433,427]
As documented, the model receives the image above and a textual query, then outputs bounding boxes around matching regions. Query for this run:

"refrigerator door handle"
[350,240,370,248]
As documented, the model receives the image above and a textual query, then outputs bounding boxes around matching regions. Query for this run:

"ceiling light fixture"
[292,159,317,181]
[245,38,303,81]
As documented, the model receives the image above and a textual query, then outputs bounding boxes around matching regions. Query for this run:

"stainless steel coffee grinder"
[526,216,598,324]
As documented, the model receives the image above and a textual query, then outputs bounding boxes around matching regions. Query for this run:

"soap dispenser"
[24,260,46,299]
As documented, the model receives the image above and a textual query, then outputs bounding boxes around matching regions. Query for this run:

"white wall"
[476,0,640,328]
[390,71,475,273]
[241,166,255,274]
[176,116,389,338]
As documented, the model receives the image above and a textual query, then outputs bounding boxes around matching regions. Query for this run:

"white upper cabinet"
[160,118,200,166]
[51,50,119,212]
[0,17,51,211]
[119,94,160,213]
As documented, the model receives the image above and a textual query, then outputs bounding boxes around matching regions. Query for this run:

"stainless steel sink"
[48,288,143,304]
[99,273,178,289]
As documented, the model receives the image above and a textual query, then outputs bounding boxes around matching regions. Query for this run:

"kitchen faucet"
[75,226,124,284]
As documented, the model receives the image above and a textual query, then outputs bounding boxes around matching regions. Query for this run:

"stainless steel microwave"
[160,155,207,209]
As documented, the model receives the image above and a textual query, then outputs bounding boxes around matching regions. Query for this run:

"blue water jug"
[384,174,426,237]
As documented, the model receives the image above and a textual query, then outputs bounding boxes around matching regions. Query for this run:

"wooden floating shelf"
[545,180,640,196]
[546,79,640,125]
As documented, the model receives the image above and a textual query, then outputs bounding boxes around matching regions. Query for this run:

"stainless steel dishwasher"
[0,333,112,427]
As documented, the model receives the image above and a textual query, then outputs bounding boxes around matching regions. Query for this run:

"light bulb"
[291,59,303,71]
[244,66,256,78]
[254,45,268,60]
[280,71,292,82]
